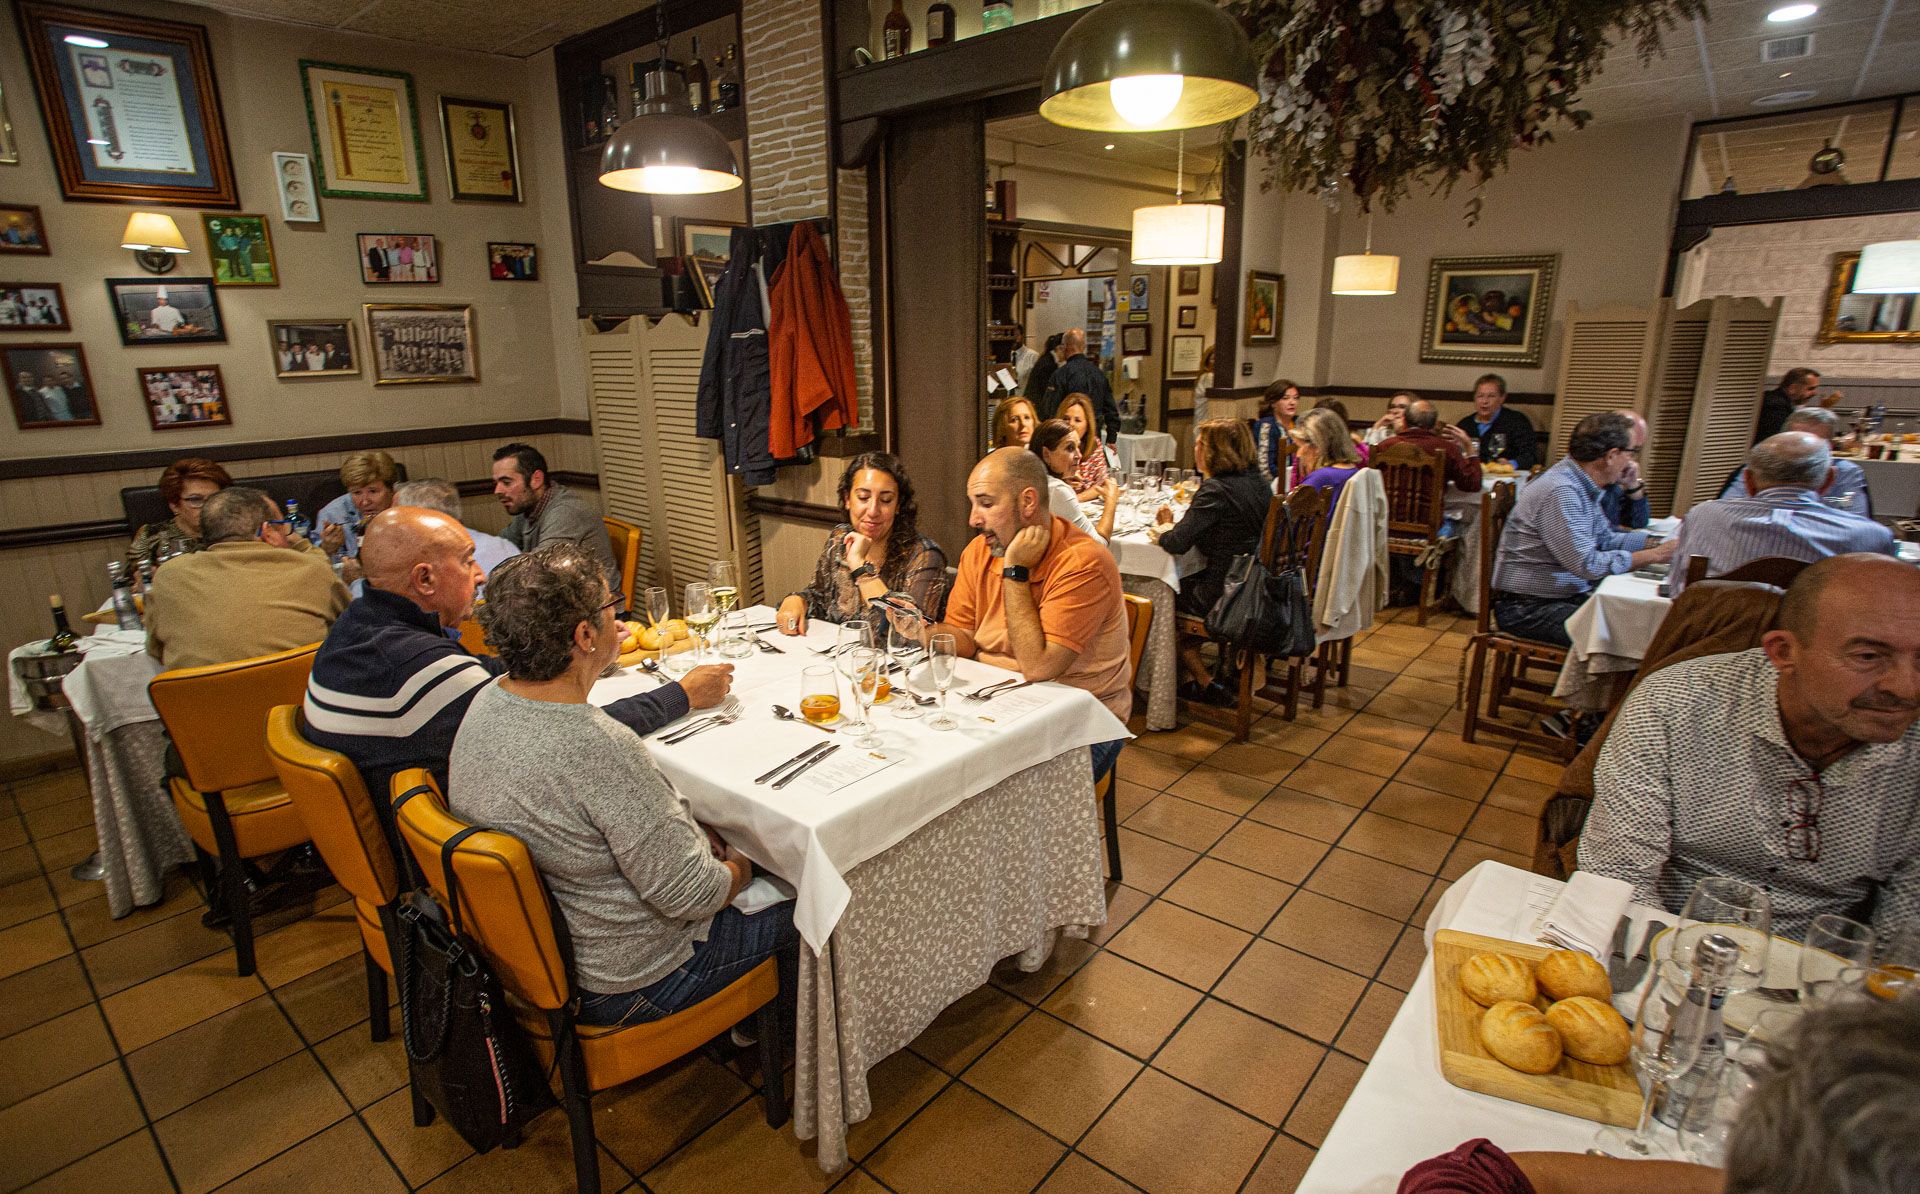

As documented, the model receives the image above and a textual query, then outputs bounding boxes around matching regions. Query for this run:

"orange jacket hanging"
[767,221,859,458]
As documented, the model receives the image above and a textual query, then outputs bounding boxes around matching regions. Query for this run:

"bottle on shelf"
[46,595,77,653]
[884,0,912,58]
[685,36,709,113]
[716,44,741,111]
[108,562,142,632]
[1654,932,1740,1130]
[597,73,621,139]
[981,0,1013,33]
[926,0,955,46]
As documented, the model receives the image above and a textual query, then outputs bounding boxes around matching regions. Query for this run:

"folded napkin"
[1533,870,1633,960]
[732,873,796,915]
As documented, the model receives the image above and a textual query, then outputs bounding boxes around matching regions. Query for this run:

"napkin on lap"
[1534,870,1633,960]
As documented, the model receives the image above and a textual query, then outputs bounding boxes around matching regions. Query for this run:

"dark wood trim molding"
[0,419,595,481]
[747,496,845,527]
[836,10,1081,125]
[1209,383,1555,406]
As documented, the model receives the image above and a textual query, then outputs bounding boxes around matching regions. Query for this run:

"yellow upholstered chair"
[148,644,318,976]
[602,517,642,610]
[265,705,404,1041]
[456,617,494,656]
[390,770,783,1194]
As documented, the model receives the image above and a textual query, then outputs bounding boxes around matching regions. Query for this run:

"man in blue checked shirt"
[1670,432,1895,594]
[1718,405,1873,519]
[1491,411,1677,646]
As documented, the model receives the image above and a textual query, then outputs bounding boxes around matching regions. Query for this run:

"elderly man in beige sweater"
[145,485,350,670]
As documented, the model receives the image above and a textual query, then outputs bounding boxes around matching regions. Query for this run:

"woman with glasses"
[126,457,233,573]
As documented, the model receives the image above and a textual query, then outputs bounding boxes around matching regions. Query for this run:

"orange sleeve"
[1035,541,1118,655]
[944,539,984,632]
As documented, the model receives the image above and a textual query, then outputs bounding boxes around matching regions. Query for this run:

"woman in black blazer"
[1155,418,1273,701]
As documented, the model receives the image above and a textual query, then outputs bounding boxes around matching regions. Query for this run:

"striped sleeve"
[303,651,494,739]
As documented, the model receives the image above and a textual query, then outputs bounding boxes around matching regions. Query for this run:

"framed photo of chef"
[357,233,438,284]
[268,319,359,378]
[15,4,240,207]
[0,284,70,331]
[4,343,99,430]
[300,61,428,202]
[105,278,225,346]
[438,96,521,203]
[365,303,476,385]
[137,365,231,430]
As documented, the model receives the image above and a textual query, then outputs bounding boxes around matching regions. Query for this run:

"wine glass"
[1866,926,1920,1001]
[1677,1022,1770,1166]
[1671,877,1772,996]
[1487,432,1508,461]
[683,582,714,668]
[846,648,885,748]
[1799,914,1875,1005]
[1591,974,1710,1158]
[642,586,669,661]
[926,633,959,731]
[799,665,840,726]
[836,622,876,732]
[888,619,924,720]
[709,561,750,658]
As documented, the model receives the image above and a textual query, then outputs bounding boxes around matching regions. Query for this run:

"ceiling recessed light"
[1754,88,1818,106]
[62,33,109,47]
[1767,4,1817,22]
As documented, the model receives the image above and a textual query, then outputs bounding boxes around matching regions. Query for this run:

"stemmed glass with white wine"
[642,586,669,664]
[926,633,959,731]
[835,621,876,734]
[709,561,750,659]
[683,582,715,668]
[846,647,885,749]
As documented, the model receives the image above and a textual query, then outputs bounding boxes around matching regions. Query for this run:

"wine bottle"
[108,562,142,632]
[597,74,620,139]
[47,594,77,653]
[926,0,955,46]
[685,35,709,113]
[884,0,912,57]
[981,0,1013,32]
[717,44,741,110]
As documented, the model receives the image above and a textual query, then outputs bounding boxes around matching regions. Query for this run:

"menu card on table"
[969,687,1048,728]
[789,744,903,795]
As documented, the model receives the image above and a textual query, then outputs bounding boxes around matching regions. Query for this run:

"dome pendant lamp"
[598,1,742,195]
[1330,213,1399,296]
[1132,130,1224,266]
[1041,0,1259,133]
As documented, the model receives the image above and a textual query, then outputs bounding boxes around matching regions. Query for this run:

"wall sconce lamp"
[122,212,190,274]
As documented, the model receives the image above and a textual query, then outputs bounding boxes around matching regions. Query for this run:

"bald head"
[1062,328,1087,357]
[1747,431,1831,492]
[967,447,1051,556]
[1405,400,1439,430]
[1768,553,1920,747]
[1614,410,1648,440]
[359,507,483,626]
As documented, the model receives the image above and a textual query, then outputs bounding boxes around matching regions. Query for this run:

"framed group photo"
[301,60,428,202]
[365,303,476,385]
[358,234,438,283]
[4,342,98,429]
[106,278,225,345]
[201,214,277,286]
[16,3,239,207]
[269,319,359,377]
[439,96,522,203]
[0,284,69,330]
[1420,253,1558,367]
[0,205,50,255]
[487,241,537,280]
[137,365,230,430]
[1244,270,1282,346]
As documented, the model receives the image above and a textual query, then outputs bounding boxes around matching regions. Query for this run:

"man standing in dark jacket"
[1043,328,1120,444]
[1024,333,1063,405]
[1755,367,1823,444]
[1454,373,1538,471]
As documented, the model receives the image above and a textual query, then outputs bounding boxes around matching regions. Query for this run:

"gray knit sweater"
[449,681,732,992]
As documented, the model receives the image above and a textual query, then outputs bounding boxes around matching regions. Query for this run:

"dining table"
[1447,471,1530,615]
[1115,429,1178,475]
[1847,451,1920,521]
[1549,515,1681,712]
[1084,489,1200,731]
[590,606,1128,1170]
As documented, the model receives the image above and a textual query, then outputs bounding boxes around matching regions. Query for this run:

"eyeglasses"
[262,517,295,529]
[594,594,621,618]
[180,494,211,508]
[1785,775,1824,863]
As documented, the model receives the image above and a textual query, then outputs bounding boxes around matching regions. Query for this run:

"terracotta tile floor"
[0,607,1562,1193]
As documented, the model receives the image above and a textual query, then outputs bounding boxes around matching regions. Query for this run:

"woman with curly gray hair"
[450,542,796,1027]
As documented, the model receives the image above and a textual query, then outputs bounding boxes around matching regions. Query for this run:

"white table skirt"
[1297,861,1675,1192]
[1116,431,1178,474]
[1551,574,1672,712]
[1852,454,1920,520]
[1448,475,1529,615]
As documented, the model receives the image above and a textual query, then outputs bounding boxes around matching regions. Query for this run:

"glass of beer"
[1866,927,1919,1001]
[799,665,841,726]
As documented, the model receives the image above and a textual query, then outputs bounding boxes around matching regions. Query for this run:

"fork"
[661,708,740,744]
[962,678,1023,701]
[967,679,1036,702]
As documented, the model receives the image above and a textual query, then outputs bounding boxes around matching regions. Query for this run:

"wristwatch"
[849,562,879,582]
[1002,564,1031,582]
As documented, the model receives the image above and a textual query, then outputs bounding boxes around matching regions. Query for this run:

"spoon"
[638,658,669,685]
[771,704,835,733]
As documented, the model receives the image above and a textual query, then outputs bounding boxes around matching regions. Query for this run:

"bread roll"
[1537,950,1611,1002]
[1480,1000,1563,1074]
[1459,953,1537,1007]
[1546,996,1631,1066]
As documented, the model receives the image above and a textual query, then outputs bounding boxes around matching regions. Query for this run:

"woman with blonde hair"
[1056,391,1110,494]
[1292,407,1364,513]
[990,397,1038,448]
[1155,418,1273,702]
[317,449,399,560]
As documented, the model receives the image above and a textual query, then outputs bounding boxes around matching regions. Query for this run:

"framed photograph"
[1420,253,1558,367]
[1244,270,1282,346]
[439,96,521,203]
[269,319,359,378]
[1120,323,1151,357]
[0,283,67,330]
[1177,265,1201,296]
[273,152,321,223]
[357,234,438,284]
[137,365,230,430]
[200,214,277,286]
[0,205,49,255]
[487,241,538,281]
[1168,333,1205,377]
[4,342,97,429]
[1818,252,1919,344]
[365,303,476,385]
[1177,305,1197,329]
[300,61,428,202]
[16,3,238,207]
[105,278,224,345]
[0,78,17,164]
[678,219,738,276]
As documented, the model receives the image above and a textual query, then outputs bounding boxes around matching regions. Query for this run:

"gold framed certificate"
[300,60,427,202]
[438,96,521,203]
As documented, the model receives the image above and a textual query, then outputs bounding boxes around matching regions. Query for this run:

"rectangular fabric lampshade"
[1852,240,1920,294]
[121,212,189,252]
[1331,252,1399,296]
[1131,202,1224,265]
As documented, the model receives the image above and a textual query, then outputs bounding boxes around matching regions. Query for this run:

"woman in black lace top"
[775,452,948,636]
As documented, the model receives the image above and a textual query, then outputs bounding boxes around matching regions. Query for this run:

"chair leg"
[1463,637,1489,745]
[1415,566,1432,627]
[365,948,390,1042]
[551,1011,600,1194]
[1233,651,1255,740]
[1282,657,1301,721]
[410,1079,436,1127]
[206,802,254,977]
[1338,638,1353,687]
[755,1001,789,1128]
[1100,770,1123,883]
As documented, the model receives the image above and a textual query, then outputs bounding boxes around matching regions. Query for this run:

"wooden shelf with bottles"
[985,218,1023,366]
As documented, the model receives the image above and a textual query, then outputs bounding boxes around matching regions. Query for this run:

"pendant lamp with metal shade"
[1851,239,1920,294]
[1132,130,1223,265]
[1330,213,1399,296]
[598,1,742,195]
[1041,0,1259,132]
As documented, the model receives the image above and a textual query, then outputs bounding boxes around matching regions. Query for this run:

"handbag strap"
[438,825,487,939]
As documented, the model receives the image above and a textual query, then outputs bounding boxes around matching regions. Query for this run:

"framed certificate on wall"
[300,60,428,202]
[438,96,521,203]
[16,3,239,206]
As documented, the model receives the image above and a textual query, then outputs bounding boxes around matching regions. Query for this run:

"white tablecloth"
[1298,861,1674,1193]
[588,607,1128,952]
[1551,574,1672,712]
[1116,431,1178,474]
[1099,497,1199,732]
[1851,454,1920,520]
[1448,474,1529,615]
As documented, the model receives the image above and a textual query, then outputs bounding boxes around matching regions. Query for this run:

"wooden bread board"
[1431,928,1641,1127]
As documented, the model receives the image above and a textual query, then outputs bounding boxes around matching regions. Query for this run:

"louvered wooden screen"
[586,323,663,593]
[1641,300,1713,519]
[1672,297,1781,516]
[1548,303,1659,467]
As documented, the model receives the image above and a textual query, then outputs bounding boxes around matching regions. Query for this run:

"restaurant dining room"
[5,0,1920,1190]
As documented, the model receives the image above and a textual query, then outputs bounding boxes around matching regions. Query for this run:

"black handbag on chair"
[394,827,556,1153]
[1205,509,1317,659]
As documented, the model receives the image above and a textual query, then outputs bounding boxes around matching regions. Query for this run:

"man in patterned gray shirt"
[1581,553,1920,940]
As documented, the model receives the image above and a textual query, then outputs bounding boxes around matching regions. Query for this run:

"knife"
[1604,918,1633,991]
[754,742,830,785]
[772,744,839,790]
